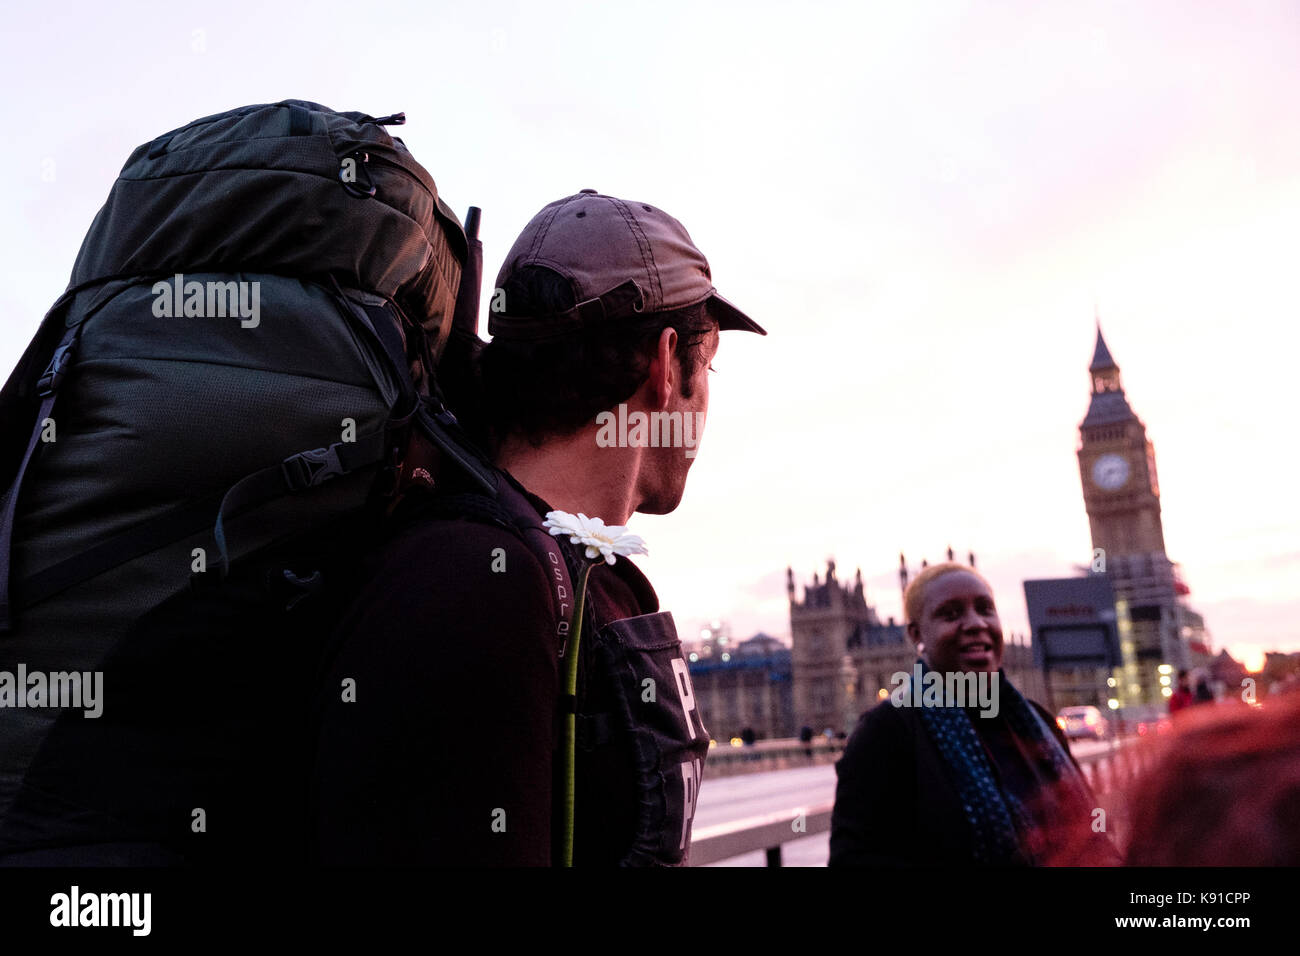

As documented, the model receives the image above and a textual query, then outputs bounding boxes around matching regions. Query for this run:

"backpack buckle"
[282,445,345,491]
[277,568,325,611]
[37,342,77,397]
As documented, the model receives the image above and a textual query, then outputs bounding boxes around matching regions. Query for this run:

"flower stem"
[559,561,594,867]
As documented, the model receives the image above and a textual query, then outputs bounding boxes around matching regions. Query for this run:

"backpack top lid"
[66,99,467,356]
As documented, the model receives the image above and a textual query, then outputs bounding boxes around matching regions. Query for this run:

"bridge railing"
[689,802,834,867]
[1075,736,1153,795]
[703,738,845,778]
[689,738,1151,866]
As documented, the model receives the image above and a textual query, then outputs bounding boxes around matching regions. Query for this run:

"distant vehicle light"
[729,737,743,747]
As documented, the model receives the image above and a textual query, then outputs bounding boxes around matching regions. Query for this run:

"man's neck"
[496,430,640,526]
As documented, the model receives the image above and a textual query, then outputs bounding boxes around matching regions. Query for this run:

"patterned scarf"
[912,658,1097,864]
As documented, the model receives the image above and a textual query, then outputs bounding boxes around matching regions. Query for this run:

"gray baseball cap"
[487,189,765,340]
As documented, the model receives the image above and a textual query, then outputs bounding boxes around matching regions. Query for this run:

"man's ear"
[644,327,677,411]
[906,621,922,648]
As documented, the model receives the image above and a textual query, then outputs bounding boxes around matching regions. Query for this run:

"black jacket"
[308,488,661,866]
[829,696,1118,866]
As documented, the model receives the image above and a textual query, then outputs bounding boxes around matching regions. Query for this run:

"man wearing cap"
[310,191,763,866]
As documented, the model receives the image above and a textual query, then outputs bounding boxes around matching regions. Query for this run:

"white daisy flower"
[543,510,649,565]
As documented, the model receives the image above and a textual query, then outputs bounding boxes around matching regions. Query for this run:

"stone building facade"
[684,633,794,742]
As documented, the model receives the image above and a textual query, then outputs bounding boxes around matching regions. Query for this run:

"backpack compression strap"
[342,293,496,495]
[0,325,79,632]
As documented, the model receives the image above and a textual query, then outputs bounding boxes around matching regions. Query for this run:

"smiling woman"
[829,562,1123,866]
[904,563,1005,673]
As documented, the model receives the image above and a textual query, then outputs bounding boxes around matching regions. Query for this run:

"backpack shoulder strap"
[409,477,578,660]
[494,477,579,659]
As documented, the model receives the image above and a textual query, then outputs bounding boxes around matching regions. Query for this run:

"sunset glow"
[4,1,1297,670]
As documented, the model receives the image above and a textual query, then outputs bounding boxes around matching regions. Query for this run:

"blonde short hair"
[903,561,993,627]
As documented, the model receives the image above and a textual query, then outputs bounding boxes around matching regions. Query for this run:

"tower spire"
[1090,321,1118,373]
[1088,320,1124,397]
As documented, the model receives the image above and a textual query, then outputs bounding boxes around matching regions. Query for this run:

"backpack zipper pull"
[371,112,406,126]
[339,150,377,198]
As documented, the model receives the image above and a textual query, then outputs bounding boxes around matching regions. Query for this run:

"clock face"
[1092,454,1130,490]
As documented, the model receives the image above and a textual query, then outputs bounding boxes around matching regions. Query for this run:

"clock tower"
[1072,323,1211,710]
[1077,325,1166,556]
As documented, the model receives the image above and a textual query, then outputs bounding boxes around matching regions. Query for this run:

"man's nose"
[960,607,988,630]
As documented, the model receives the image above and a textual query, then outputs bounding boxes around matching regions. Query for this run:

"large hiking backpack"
[0,100,505,863]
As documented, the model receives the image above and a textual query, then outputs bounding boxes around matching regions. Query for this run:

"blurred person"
[1168,669,1195,715]
[829,562,1121,866]
[1193,671,1215,704]
[800,725,815,758]
[1126,692,1300,865]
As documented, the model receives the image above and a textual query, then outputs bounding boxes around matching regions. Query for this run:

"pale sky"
[3,1,1297,666]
